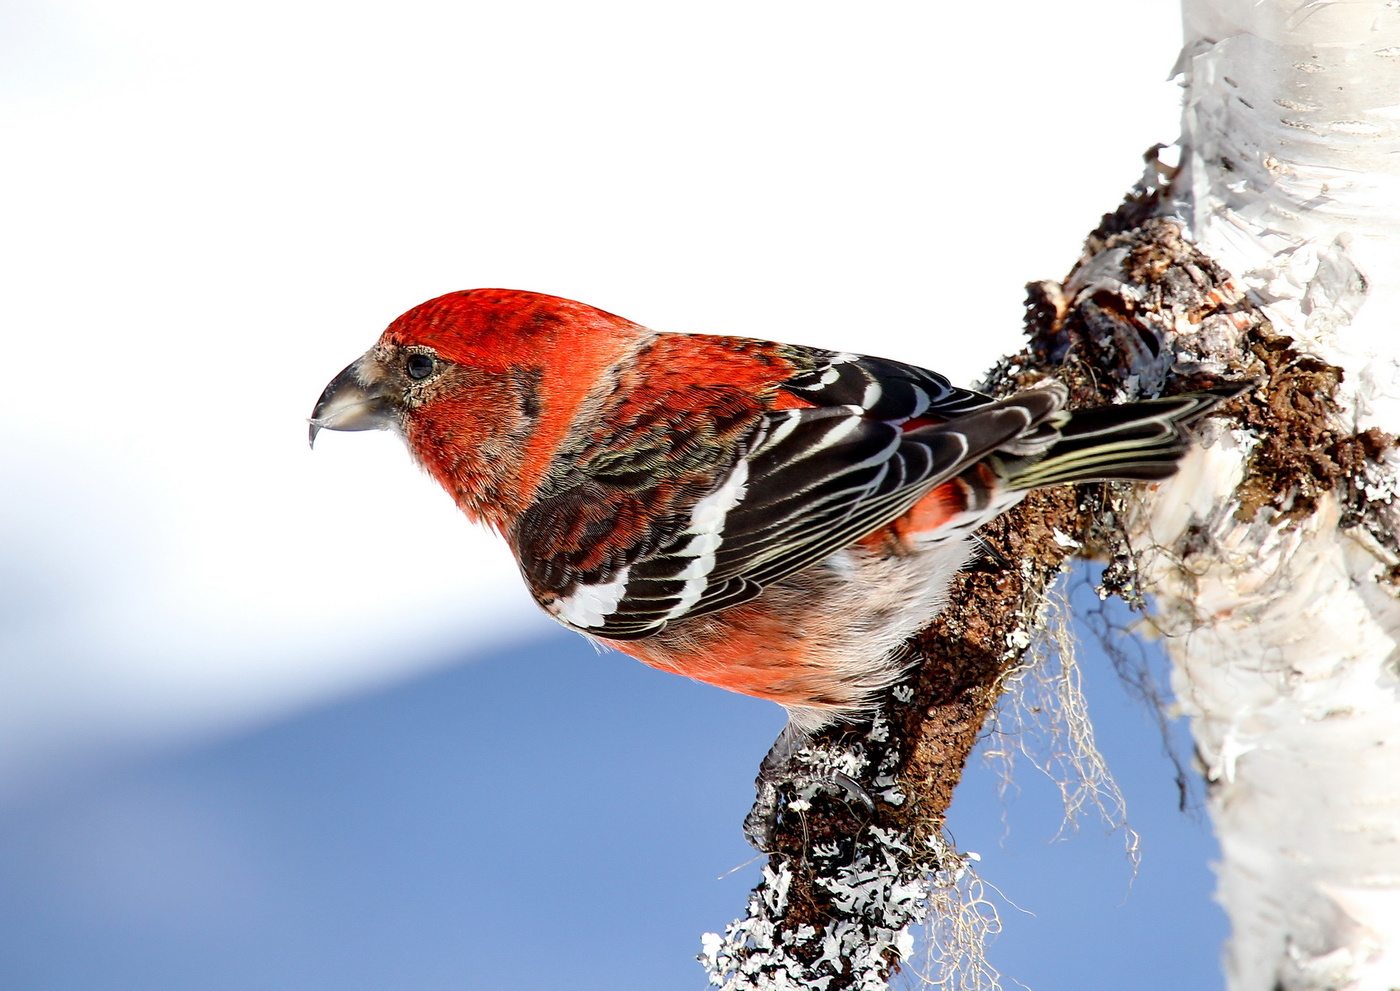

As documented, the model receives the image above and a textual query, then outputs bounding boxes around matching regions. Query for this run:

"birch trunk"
[1135,3,1400,989]
[703,2,1400,988]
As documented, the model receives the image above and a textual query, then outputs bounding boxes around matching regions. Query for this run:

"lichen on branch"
[703,172,1305,991]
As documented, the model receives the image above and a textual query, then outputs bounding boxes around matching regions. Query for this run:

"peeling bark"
[705,3,1400,987]
[703,180,1257,990]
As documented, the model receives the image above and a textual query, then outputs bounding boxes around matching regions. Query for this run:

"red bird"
[311,289,1231,842]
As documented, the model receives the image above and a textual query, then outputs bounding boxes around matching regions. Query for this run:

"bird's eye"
[406,354,435,380]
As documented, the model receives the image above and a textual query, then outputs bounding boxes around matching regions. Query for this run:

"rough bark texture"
[702,165,1261,990]
[707,3,1400,988]
[1147,5,1400,988]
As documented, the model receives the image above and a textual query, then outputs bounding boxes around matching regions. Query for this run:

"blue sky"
[0,577,1225,990]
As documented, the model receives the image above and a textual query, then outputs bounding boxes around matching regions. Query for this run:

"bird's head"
[310,288,651,528]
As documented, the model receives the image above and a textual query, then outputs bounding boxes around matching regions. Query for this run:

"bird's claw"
[742,728,875,851]
[743,783,783,851]
[830,769,875,810]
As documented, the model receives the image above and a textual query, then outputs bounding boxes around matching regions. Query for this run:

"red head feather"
[380,289,649,372]
[378,290,656,529]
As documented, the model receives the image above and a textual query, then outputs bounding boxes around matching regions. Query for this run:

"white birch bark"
[704,3,1400,988]
[1133,3,1400,988]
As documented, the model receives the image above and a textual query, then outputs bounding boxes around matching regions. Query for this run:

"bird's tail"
[1001,383,1249,491]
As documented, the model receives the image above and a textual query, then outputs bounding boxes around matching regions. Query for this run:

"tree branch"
[708,5,1400,985]
[703,163,1264,989]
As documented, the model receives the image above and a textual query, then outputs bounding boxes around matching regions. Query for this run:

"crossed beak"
[308,355,397,447]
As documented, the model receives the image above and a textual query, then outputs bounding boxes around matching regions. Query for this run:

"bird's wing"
[511,344,1061,640]
[774,347,994,422]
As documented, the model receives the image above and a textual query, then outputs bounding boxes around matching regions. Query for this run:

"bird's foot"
[743,725,875,851]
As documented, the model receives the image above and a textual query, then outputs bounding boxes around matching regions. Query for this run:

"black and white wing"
[512,342,1063,639]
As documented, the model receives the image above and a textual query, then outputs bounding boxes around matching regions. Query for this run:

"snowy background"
[0,1,1224,988]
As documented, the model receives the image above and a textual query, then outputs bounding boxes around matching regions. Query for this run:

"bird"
[310,288,1238,846]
